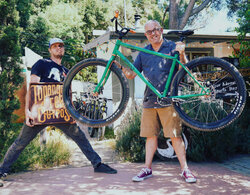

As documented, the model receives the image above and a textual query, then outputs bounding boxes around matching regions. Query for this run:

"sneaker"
[181,168,197,183]
[132,168,152,182]
[94,163,117,174]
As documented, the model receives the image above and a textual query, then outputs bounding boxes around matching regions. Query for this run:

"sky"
[193,8,239,34]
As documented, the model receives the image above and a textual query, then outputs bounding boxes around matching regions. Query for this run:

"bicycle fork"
[93,55,116,94]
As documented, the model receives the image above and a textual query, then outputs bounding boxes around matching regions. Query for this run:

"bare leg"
[145,136,158,169]
[171,137,188,171]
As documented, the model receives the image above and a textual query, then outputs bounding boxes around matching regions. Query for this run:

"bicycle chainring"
[157,97,172,106]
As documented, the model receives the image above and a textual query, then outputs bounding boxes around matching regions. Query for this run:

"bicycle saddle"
[167,30,194,41]
[167,30,194,36]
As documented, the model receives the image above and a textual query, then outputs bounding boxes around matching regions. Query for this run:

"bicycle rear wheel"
[63,58,129,127]
[171,57,246,131]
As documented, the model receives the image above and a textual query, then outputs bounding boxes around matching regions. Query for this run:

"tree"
[0,0,24,158]
[16,0,32,28]
[22,1,86,68]
[76,0,109,44]
[226,0,249,34]
[229,0,249,68]
[161,0,223,29]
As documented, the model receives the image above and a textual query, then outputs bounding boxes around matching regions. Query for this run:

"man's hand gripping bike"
[63,11,246,131]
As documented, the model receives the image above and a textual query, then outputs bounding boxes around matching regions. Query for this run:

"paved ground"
[0,137,249,195]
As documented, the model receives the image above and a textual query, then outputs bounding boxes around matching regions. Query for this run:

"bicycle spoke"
[195,103,202,120]
[179,98,201,105]
[222,100,236,108]
[206,104,209,123]
[182,100,202,115]
[179,81,195,89]
[216,101,230,116]
[212,72,230,86]
[172,57,246,131]
[63,59,129,127]
[208,103,219,122]
[111,83,122,89]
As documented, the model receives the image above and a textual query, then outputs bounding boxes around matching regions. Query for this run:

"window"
[185,48,214,61]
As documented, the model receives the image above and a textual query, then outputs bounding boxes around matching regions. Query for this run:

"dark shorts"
[140,106,182,138]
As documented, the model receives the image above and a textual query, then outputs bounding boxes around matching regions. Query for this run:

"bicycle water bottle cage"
[167,30,194,42]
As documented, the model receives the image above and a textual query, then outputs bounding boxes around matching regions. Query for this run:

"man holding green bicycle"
[123,20,197,183]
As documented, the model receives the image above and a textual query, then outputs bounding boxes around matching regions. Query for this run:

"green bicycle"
[63,12,246,132]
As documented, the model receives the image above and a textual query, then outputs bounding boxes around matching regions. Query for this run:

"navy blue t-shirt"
[133,39,178,108]
[31,59,68,82]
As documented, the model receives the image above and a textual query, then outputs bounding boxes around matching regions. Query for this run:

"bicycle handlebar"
[111,10,135,39]
[111,10,119,22]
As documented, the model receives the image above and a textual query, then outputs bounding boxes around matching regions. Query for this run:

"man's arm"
[122,67,137,80]
[25,74,40,127]
[113,60,137,80]
[175,42,188,68]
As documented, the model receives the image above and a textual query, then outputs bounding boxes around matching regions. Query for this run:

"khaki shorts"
[140,106,182,138]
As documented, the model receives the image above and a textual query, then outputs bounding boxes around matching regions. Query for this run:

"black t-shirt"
[31,59,68,82]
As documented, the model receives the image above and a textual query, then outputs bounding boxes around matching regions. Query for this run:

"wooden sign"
[29,82,74,125]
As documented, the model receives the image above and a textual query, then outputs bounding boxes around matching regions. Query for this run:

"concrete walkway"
[0,138,249,195]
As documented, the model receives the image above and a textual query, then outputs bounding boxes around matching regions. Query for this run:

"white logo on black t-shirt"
[48,68,60,81]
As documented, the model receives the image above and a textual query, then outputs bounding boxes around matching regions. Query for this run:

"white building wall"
[24,47,43,88]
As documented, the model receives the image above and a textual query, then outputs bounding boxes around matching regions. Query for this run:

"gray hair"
[144,20,162,29]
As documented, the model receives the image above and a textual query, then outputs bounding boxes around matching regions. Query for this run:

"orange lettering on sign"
[29,83,74,125]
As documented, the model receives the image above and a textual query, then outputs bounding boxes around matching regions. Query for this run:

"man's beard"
[55,54,63,59]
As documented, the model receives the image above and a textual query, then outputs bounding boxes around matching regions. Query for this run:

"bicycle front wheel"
[63,58,129,127]
[171,57,246,131]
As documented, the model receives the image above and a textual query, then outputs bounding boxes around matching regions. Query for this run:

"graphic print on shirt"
[48,68,61,82]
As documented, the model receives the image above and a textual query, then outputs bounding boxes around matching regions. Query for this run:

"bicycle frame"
[94,39,210,99]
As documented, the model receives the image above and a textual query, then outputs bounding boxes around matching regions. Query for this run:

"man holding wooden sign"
[0,38,117,186]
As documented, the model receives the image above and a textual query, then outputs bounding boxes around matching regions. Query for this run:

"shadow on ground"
[1,160,250,195]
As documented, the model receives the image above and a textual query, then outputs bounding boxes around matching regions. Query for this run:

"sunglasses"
[145,28,162,35]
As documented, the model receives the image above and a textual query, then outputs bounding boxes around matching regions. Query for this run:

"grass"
[10,129,72,173]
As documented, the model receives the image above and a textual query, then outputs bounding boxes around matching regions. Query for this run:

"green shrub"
[187,97,250,162]
[115,110,146,162]
[115,98,250,163]
[8,130,72,173]
[104,126,116,139]
[37,130,71,168]
[0,123,23,161]
[187,124,239,162]
[0,4,24,167]
[10,137,41,173]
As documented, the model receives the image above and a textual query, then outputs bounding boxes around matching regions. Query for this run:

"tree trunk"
[169,0,179,29]
[168,0,213,30]
[179,0,196,29]
[162,5,169,27]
